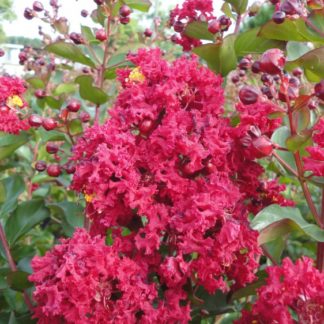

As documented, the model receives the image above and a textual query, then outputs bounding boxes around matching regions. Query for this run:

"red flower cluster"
[29,229,161,324]
[0,76,29,134]
[68,48,262,320]
[236,257,324,323]
[169,0,214,50]
[304,117,324,177]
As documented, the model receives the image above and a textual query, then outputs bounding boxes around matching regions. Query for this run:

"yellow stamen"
[128,67,145,83]
[252,321,258,324]
[7,95,24,108]
[84,194,94,203]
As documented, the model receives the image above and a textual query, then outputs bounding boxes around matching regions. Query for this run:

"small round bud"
[28,114,43,127]
[314,80,324,101]
[42,118,57,131]
[67,99,81,113]
[95,29,107,42]
[46,142,59,154]
[33,1,44,12]
[239,86,260,105]
[24,8,34,20]
[47,164,61,177]
[272,11,286,24]
[144,28,153,38]
[34,89,46,99]
[259,49,286,75]
[81,9,88,17]
[208,19,220,34]
[35,160,47,172]
[80,111,91,123]
[119,5,131,17]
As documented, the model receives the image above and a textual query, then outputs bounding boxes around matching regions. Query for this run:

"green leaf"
[38,128,67,142]
[285,46,324,82]
[26,77,45,89]
[252,204,324,244]
[5,199,50,245]
[81,25,96,42]
[221,3,234,19]
[193,35,237,76]
[75,75,109,105]
[224,0,248,14]
[286,130,312,153]
[259,18,324,43]
[286,41,312,61]
[6,271,33,292]
[184,21,214,41]
[45,96,63,110]
[235,28,285,56]
[0,132,29,161]
[53,83,77,96]
[125,0,152,12]
[47,201,84,236]
[230,271,267,301]
[45,42,95,67]
[271,126,297,173]
[0,176,25,220]
[69,119,83,135]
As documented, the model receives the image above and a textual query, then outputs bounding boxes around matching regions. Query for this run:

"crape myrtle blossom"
[31,48,292,323]
[236,257,324,323]
[0,76,29,134]
[304,118,324,177]
[169,0,215,51]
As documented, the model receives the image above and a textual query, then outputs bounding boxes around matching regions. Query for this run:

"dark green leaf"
[193,35,237,76]
[235,28,285,56]
[45,42,95,67]
[5,199,50,245]
[0,132,29,160]
[230,271,267,301]
[75,75,109,105]
[0,176,25,220]
[6,271,33,292]
[185,21,214,41]
[252,204,324,243]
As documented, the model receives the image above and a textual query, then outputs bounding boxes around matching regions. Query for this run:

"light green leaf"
[224,0,248,14]
[26,77,45,89]
[185,21,214,41]
[53,83,77,96]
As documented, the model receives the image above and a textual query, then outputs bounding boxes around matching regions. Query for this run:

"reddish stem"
[0,224,34,312]
[317,189,324,271]
[234,14,241,34]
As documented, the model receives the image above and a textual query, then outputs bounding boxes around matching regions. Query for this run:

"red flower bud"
[252,136,273,158]
[239,86,260,105]
[259,49,286,75]
[47,164,61,177]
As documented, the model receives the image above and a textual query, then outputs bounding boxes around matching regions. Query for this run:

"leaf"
[235,28,285,56]
[184,21,214,41]
[69,119,83,135]
[193,35,237,76]
[125,0,152,12]
[81,25,96,42]
[285,46,324,83]
[75,75,109,105]
[230,271,267,301]
[252,204,324,244]
[53,83,77,96]
[271,126,297,173]
[6,271,33,292]
[286,132,312,153]
[0,132,29,160]
[5,199,50,245]
[45,96,63,110]
[286,41,312,61]
[38,128,67,142]
[26,77,45,89]
[221,2,234,19]
[0,176,25,220]
[45,42,95,67]
[47,201,84,236]
[224,0,248,14]
[259,18,324,43]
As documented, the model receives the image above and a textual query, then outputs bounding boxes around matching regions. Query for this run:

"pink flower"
[0,76,29,134]
[236,257,324,324]
[304,118,324,177]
